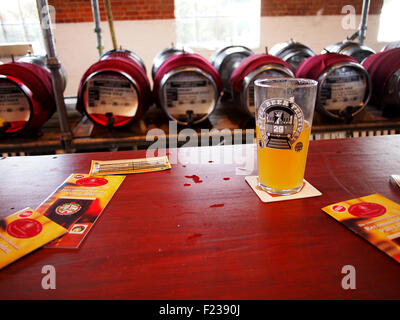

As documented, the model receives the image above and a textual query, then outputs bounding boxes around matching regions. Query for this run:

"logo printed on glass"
[257,98,304,150]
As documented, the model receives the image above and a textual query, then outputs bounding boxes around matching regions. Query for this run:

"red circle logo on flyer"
[331,205,347,213]
[7,219,43,238]
[56,202,82,216]
[19,209,34,218]
[348,202,386,218]
[76,177,108,187]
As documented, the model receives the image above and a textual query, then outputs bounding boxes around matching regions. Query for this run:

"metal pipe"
[36,0,73,152]
[358,0,370,45]
[103,0,118,50]
[91,0,103,57]
[348,0,370,44]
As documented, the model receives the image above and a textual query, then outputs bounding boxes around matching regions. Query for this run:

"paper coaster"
[245,176,322,203]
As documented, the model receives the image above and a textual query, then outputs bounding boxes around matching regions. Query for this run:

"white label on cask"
[0,82,30,122]
[86,74,139,117]
[163,71,216,122]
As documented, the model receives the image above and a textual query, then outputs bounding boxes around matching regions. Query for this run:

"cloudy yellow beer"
[256,121,311,192]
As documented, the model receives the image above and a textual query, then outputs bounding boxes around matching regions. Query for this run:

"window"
[378,0,400,42]
[0,0,44,54]
[174,0,260,50]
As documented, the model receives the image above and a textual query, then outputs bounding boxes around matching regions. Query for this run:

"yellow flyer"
[0,208,67,269]
[36,173,125,249]
[322,194,400,263]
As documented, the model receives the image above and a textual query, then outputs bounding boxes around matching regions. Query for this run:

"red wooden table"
[0,135,399,300]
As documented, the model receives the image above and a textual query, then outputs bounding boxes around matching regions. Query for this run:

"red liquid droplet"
[210,204,224,208]
[223,177,230,181]
[185,175,203,183]
[184,183,191,187]
[208,160,213,163]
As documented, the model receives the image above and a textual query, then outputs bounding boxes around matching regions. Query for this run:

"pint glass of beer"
[254,78,318,195]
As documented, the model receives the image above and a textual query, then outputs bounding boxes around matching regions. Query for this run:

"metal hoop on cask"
[381,42,400,52]
[322,40,375,63]
[210,45,254,96]
[18,54,68,92]
[269,39,315,72]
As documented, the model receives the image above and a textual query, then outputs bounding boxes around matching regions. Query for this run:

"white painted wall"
[52,14,389,97]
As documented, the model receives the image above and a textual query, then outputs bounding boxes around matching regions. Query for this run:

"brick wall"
[49,0,175,23]
[49,0,383,23]
[261,0,383,16]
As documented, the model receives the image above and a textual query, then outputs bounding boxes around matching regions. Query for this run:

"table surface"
[0,135,399,300]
